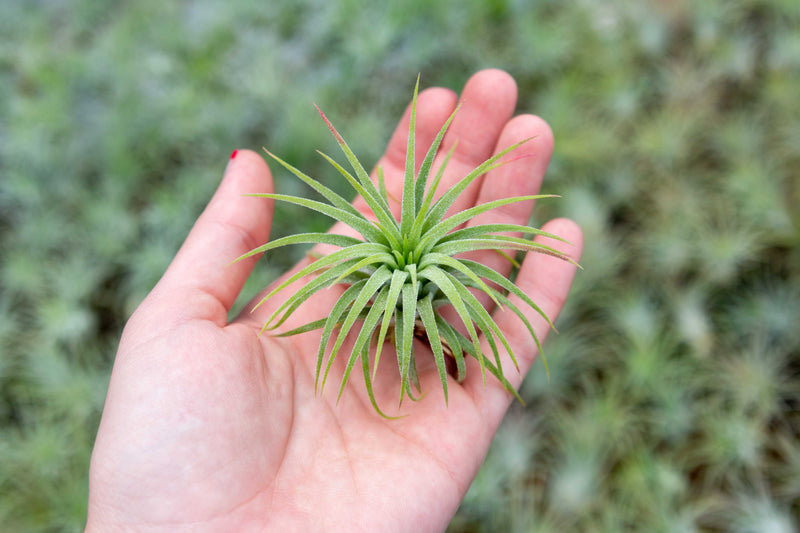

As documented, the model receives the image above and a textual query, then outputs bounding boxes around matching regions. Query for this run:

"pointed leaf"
[317,150,400,246]
[417,265,484,382]
[314,280,367,391]
[415,105,460,214]
[337,288,388,402]
[361,343,404,419]
[436,315,466,382]
[231,232,363,264]
[474,280,550,380]
[410,142,457,244]
[273,317,327,337]
[315,105,383,200]
[446,270,518,373]
[321,265,393,392]
[432,236,579,266]
[397,283,418,403]
[246,192,385,243]
[262,258,364,329]
[377,165,388,205]
[331,253,398,285]
[418,252,500,307]
[400,75,419,236]
[373,269,408,380]
[418,195,559,252]
[261,242,390,312]
[458,258,557,331]
[315,280,367,391]
[417,296,448,404]
[263,148,366,219]
[436,222,568,246]
[422,138,533,232]
[449,326,525,405]
[407,351,423,398]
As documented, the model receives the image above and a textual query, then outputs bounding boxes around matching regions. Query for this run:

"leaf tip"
[315,103,346,145]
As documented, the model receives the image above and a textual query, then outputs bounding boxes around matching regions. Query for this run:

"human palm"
[87,70,582,532]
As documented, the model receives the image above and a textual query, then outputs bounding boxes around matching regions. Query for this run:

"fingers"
[464,218,583,421]
[458,114,555,288]
[434,69,518,215]
[314,71,515,250]
[150,150,274,326]
[444,69,518,166]
[353,69,518,219]
[470,114,554,230]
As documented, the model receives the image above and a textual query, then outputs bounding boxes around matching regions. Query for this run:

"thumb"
[146,149,274,327]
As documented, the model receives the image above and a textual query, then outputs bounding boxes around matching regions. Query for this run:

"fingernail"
[224,149,239,175]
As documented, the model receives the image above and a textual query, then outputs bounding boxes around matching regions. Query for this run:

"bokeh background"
[1,1,799,531]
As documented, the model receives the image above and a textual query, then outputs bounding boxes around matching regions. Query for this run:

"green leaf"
[360,343,403,419]
[458,258,557,331]
[245,192,385,244]
[398,283,418,404]
[417,195,560,253]
[436,315,466,382]
[400,75,419,237]
[321,265,393,392]
[459,259,552,378]
[418,252,500,307]
[337,288,388,402]
[407,350,422,398]
[436,222,568,246]
[231,232,363,264]
[410,142,457,244]
[417,265,485,383]
[481,281,549,380]
[432,236,578,266]
[315,280,367,392]
[263,148,368,221]
[314,105,386,209]
[377,165,389,205]
[446,270,518,373]
[273,318,328,337]
[260,242,390,311]
[373,269,408,380]
[261,258,365,329]
[330,253,398,285]
[414,105,460,215]
[450,326,524,405]
[418,295,448,404]
[422,137,533,232]
[317,150,401,247]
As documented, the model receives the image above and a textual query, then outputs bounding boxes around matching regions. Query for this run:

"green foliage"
[238,81,569,413]
[1,0,798,530]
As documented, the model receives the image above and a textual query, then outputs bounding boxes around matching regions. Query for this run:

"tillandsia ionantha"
[233,77,577,417]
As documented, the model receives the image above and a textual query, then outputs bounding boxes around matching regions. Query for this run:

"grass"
[1,0,798,531]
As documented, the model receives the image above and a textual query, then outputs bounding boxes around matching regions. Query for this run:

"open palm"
[87,70,582,532]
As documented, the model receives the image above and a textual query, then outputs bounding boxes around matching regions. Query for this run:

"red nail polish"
[230,149,238,160]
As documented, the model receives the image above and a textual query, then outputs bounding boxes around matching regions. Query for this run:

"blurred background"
[1,0,798,530]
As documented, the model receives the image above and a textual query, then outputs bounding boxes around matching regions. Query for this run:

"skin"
[86,69,583,532]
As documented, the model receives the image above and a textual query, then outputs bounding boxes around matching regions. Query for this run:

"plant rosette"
[234,77,577,417]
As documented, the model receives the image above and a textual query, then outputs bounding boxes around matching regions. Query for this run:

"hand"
[87,69,583,532]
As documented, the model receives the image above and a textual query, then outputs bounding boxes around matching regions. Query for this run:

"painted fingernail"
[230,149,239,159]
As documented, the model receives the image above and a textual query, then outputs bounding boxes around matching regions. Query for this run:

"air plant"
[235,77,576,416]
